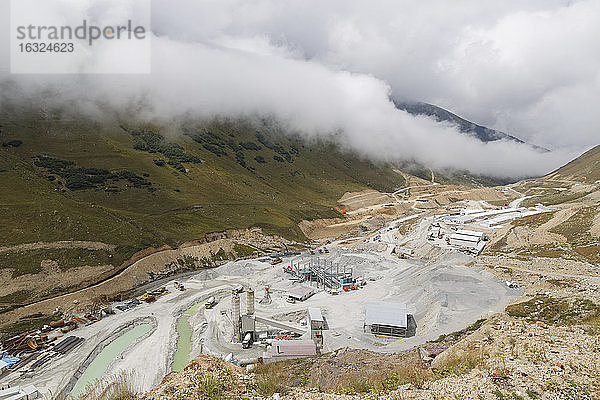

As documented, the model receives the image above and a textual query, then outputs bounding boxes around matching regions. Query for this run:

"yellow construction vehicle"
[138,292,156,303]
[270,257,282,265]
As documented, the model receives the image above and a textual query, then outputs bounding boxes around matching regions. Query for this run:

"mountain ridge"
[393,100,548,152]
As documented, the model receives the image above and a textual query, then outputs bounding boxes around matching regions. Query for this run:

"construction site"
[0,187,547,399]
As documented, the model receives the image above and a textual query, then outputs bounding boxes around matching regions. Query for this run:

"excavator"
[270,257,282,265]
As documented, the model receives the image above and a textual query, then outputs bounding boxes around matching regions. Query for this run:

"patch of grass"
[2,312,62,335]
[526,388,539,399]
[334,373,373,395]
[506,295,599,325]
[0,248,118,278]
[252,362,292,396]
[397,218,419,235]
[433,318,486,343]
[571,240,600,264]
[493,240,600,264]
[233,243,256,258]
[547,278,577,288]
[550,206,598,241]
[374,367,430,391]
[432,348,485,379]
[512,211,555,228]
[0,290,31,304]
[486,235,508,252]
[524,190,594,207]
[551,144,600,183]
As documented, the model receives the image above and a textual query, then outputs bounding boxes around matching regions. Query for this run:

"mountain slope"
[0,112,406,292]
[394,100,547,151]
[546,144,600,182]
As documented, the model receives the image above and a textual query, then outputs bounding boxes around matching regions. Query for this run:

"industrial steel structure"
[284,257,354,290]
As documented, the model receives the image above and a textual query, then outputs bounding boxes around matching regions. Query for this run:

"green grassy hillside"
[547,144,600,182]
[0,113,406,283]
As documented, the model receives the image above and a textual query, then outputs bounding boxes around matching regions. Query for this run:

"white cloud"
[1,0,595,179]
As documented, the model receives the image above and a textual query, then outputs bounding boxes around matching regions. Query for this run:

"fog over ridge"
[2,0,597,178]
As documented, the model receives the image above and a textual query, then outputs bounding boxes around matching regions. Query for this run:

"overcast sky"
[1,0,598,178]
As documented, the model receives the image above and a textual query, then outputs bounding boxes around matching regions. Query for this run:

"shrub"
[2,140,23,148]
[33,155,153,191]
[202,143,227,157]
[240,141,261,151]
[126,127,202,169]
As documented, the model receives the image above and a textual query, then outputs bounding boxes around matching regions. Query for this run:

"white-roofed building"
[287,286,315,302]
[449,233,480,249]
[364,301,415,338]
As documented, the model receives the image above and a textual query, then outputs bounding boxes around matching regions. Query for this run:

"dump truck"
[205,296,217,309]
[242,332,253,349]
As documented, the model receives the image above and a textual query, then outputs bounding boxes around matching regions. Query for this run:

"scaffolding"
[284,257,353,289]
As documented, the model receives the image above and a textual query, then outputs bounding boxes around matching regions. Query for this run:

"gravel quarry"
[1,209,524,398]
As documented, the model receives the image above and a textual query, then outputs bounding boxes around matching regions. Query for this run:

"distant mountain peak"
[393,100,548,152]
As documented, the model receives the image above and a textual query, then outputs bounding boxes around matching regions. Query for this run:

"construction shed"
[287,286,315,302]
[364,301,416,338]
[263,339,317,362]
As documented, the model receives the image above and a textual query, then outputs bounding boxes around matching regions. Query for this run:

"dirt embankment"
[0,228,293,330]
[338,189,395,212]
[298,218,349,240]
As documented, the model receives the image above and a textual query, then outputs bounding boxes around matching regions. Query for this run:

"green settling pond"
[171,302,203,372]
[71,323,153,398]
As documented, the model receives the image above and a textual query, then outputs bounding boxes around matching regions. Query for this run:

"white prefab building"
[364,301,413,338]
[449,233,480,249]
